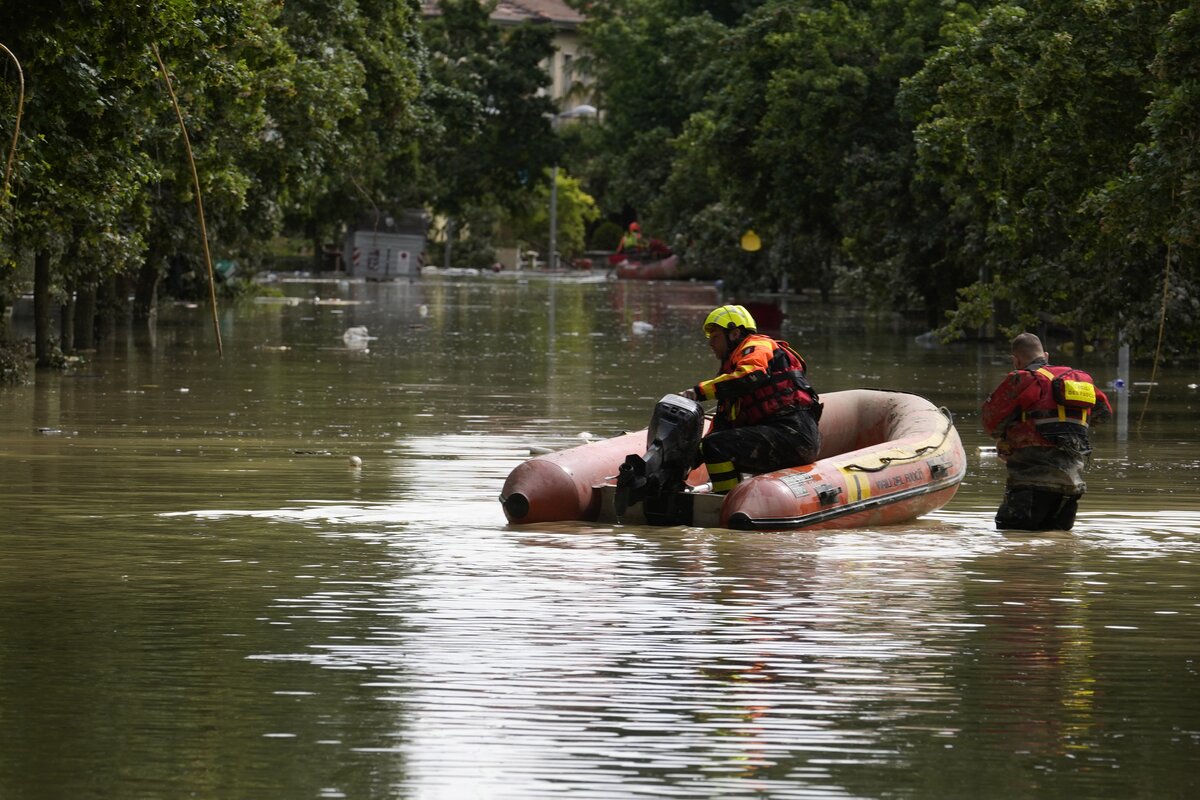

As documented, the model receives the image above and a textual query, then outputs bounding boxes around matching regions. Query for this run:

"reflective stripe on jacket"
[694,334,817,429]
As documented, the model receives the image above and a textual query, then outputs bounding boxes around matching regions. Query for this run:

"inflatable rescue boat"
[500,389,966,531]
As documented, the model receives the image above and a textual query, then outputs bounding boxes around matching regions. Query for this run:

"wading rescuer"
[982,332,1112,530]
[678,305,822,493]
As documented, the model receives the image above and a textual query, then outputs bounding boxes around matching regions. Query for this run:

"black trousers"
[995,487,1081,531]
[700,410,821,491]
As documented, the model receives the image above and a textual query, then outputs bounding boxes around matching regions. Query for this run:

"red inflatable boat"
[500,389,967,531]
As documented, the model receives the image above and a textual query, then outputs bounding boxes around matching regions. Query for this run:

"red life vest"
[1006,365,1098,446]
[719,337,818,427]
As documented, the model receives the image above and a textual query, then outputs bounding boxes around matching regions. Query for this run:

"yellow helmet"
[703,304,757,338]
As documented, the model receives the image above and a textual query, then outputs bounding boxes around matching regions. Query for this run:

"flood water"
[2,275,1199,799]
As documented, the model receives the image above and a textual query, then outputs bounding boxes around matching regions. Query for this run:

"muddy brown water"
[2,276,1198,799]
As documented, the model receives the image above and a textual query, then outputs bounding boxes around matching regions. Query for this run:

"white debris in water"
[342,326,375,348]
[348,455,363,467]
[631,320,654,335]
[977,446,998,457]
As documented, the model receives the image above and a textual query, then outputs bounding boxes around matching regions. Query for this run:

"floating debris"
[342,326,376,349]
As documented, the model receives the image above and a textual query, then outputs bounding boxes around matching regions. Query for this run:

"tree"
[134,0,295,318]
[0,0,165,363]
[1085,5,1200,352]
[419,0,559,260]
[649,1,985,301]
[278,0,427,262]
[577,1,740,222]
[507,168,600,263]
[909,1,1189,350]
[0,0,430,361]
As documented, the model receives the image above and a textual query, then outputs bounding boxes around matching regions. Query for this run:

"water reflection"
[165,492,1200,797]
[3,277,1200,798]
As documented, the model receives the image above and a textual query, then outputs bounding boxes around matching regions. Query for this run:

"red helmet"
[629,222,640,231]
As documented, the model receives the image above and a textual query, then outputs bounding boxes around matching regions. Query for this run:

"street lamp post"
[548,162,559,270]
[548,104,597,271]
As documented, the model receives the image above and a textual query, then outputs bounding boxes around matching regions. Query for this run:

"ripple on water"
[167,443,1200,798]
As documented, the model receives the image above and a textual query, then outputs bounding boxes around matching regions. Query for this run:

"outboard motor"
[614,394,705,524]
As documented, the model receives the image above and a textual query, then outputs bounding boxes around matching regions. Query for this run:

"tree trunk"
[133,245,160,322]
[60,293,75,356]
[817,257,832,304]
[302,216,319,272]
[443,218,455,269]
[34,250,54,367]
[95,274,123,343]
[74,282,97,351]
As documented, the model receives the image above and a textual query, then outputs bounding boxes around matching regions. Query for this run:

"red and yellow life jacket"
[1003,365,1098,448]
[1022,366,1097,424]
[698,334,818,428]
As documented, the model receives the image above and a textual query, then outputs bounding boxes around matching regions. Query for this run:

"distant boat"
[609,252,680,280]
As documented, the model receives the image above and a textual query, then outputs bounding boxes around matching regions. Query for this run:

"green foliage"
[420,0,558,217]
[0,0,430,347]
[589,219,622,251]
[416,0,571,267]
[645,0,979,303]
[577,1,736,217]
[507,168,600,260]
[674,202,762,286]
[910,0,1193,352]
[451,212,500,269]
[146,0,296,281]
[1081,5,1200,350]
[3,0,1199,362]
[579,0,1199,353]
[0,0,165,295]
[272,0,428,244]
[0,339,29,385]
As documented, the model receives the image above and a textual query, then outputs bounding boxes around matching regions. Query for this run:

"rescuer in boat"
[616,221,645,256]
[677,304,822,493]
[981,332,1112,530]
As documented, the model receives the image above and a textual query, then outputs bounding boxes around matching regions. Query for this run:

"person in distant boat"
[616,221,645,256]
[677,305,822,493]
[981,332,1112,530]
